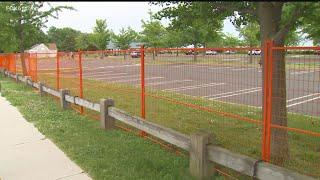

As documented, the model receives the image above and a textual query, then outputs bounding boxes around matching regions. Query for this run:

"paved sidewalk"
[0,94,91,180]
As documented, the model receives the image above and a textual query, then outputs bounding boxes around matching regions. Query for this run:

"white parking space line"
[84,73,127,78]
[222,58,243,61]
[210,88,261,100]
[208,67,232,70]
[231,68,256,71]
[171,65,208,68]
[203,87,261,98]
[146,80,193,86]
[287,96,320,107]
[164,83,225,92]
[290,71,318,75]
[94,74,140,80]
[83,71,113,75]
[111,77,164,83]
[84,64,140,70]
[287,93,320,103]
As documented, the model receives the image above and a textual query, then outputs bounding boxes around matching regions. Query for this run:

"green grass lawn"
[34,73,320,178]
[0,76,210,180]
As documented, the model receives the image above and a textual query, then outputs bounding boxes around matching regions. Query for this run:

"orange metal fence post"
[266,40,274,162]
[35,53,38,82]
[27,53,31,76]
[140,44,147,137]
[14,54,17,74]
[56,52,60,90]
[79,51,84,114]
[262,40,273,162]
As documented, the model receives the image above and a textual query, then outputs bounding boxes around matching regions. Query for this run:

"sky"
[44,2,312,46]
[44,2,239,35]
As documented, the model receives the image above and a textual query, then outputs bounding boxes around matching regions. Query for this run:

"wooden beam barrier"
[64,94,100,112]
[108,107,191,151]
[42,86,60,97]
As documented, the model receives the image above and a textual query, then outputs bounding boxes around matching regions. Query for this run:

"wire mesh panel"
[0,54,5,68]
[81,49,141,118]
[142,47,263,159]
[15,53,28,75]
[1,43,318,178]
[268,46,320,177]
[59,52,80,95]
[28,53,37,82]
[4,53,16,74]
[36,52,58,89]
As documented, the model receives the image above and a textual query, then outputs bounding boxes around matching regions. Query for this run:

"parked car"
[224,50,236,54]
[205,50,217,55]
[130,51,141,58]
[185,50,198,55]
[315,50,320,55]
[248,49,261,55]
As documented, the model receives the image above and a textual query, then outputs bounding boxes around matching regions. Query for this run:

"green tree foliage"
[222,33,244,47]
[162,29,184,48]
[0,1,74,75]
[237,22,260,47]
[154,3,223,49]
[47,27,80,52]
[92,19,110,50]
[112,27,138,50]
[75,33,98,51]
[299,5,320,46]
[141,10,166,48]
[285,30,302,46]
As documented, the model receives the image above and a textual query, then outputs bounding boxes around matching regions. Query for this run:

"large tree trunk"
[176,46,179,56]
[249,43,253,64]
[258,2,289,165]
[193,43,197,62]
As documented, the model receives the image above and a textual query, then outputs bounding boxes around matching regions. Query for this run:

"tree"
[112,27,138,59]
[285,30,302,46]
[47,27,80,52]
[92,19,110,50]
[297,5,320,46]
[154,3,224,60]
[75,33,95,51]
[113,27,138,50]
[141,10,167,60]
[162,29,185,56]
[0,2,74,75]
[237,22,260,63]
[222,33,244,47]
[153,1,320,165]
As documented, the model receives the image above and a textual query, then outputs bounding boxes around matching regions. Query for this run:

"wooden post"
[39,82,44,96]
[100,99,115,130]
[15,74,20,82]
[60,89,70,109]
[25,76,31,86]
[189,131,214,179]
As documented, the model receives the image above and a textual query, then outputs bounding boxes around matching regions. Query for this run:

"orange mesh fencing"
[28,53,38,82]
[0,42,319,178]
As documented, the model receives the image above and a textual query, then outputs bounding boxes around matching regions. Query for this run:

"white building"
[25,43,57,58]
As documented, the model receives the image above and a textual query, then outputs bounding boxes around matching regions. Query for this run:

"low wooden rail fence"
[0,68,314,180]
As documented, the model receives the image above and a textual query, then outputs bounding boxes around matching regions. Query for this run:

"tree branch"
[274,4,306,42]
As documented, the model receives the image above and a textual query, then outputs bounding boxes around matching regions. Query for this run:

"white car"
[248,49,261,55]
[205,50,217,55]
